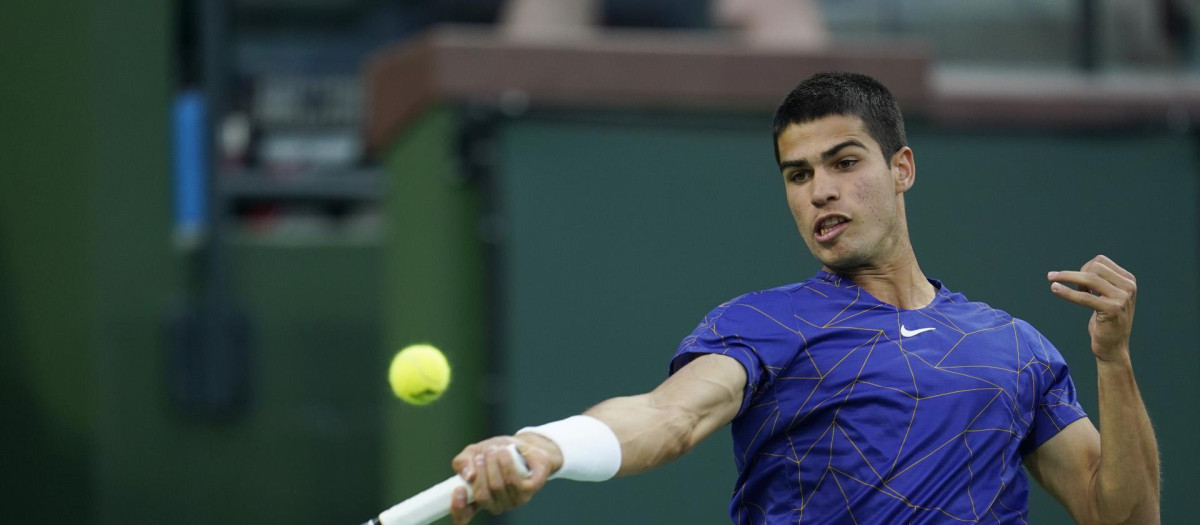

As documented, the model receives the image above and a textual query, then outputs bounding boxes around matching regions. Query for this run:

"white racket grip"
[376,476,466,525]
[373,443,531,525]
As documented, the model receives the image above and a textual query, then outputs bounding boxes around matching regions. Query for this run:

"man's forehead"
[777,115,878,160]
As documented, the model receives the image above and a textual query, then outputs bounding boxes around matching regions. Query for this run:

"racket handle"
[366,443,531,525]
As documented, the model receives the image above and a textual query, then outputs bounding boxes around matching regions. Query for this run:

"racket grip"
[368,443,531,525]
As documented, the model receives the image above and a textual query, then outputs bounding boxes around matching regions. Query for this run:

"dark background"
[3,1,1198,523]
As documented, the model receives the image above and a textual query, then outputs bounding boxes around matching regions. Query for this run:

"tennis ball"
[388,344,451,405]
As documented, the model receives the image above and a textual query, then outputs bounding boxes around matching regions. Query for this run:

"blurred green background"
[3,1,1198,523]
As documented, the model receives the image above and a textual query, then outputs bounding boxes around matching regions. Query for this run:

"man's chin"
[805,239,869,271]
[816,252,870,274]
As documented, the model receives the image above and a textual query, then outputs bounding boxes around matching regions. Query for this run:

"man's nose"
[810,171,838,207]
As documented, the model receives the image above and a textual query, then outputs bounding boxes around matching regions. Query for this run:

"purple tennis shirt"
[670,271,1086,524]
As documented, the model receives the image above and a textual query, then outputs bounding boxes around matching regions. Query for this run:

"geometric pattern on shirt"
[686,275,1086,524]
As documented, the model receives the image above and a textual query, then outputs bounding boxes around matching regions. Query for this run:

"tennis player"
[447,72,1160,524]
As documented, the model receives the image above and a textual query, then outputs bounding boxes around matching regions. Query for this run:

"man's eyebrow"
[778,139,869,170]
[778,158,811,171]
[820,139,867,161]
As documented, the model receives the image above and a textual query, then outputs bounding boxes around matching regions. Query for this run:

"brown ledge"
[365,25,1200,153]
[931,69,1200,130]
[364,25,931,152]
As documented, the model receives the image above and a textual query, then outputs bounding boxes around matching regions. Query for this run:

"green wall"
[490,111,1198,523]
[907,129,1199,523]
[95,241,385,524]
[1,3,389,523]
[3,2,1195,521]
[0,0,172,520]
[380,109,493,521]
[498,113,794,523]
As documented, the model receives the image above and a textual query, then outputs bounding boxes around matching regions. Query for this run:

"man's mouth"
[814,215,850,242]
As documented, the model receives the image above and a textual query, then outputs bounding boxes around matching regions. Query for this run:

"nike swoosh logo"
[900,326,936,337]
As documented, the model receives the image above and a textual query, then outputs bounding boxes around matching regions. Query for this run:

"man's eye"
[837,158,858,170]
[788,171,812,183]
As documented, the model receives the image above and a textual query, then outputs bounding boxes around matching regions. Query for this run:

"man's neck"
[825,251,936,310]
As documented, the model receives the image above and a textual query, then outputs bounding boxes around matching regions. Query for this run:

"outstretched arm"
[1026,255,1159,524]
[587,353,747,476]
[449,353,747,523]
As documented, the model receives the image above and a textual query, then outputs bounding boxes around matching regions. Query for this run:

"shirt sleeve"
[668,291,801,418]
[1019,321,1089,455]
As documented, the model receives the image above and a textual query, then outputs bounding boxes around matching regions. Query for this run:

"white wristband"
[517,415,622,482]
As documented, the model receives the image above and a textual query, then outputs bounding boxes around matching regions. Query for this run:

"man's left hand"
[1048,255,1137,363]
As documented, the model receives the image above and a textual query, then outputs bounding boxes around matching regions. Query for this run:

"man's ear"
[892,147,915,194]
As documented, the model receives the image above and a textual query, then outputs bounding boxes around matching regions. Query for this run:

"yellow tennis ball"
[388,344,451,405]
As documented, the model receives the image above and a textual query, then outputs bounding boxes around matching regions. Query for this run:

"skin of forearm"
[583,363,743,477]
[584,394,702,476]
[1092,353,1160,523]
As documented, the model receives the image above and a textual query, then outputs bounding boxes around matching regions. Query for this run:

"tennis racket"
[363,443,531,525]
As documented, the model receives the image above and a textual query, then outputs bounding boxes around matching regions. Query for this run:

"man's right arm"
[449,353,747,523]
[586,353,747,476]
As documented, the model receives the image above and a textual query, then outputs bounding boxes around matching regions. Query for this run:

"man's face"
[776,115,913,271]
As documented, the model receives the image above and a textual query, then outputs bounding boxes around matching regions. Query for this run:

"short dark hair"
[772,72,907,165]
